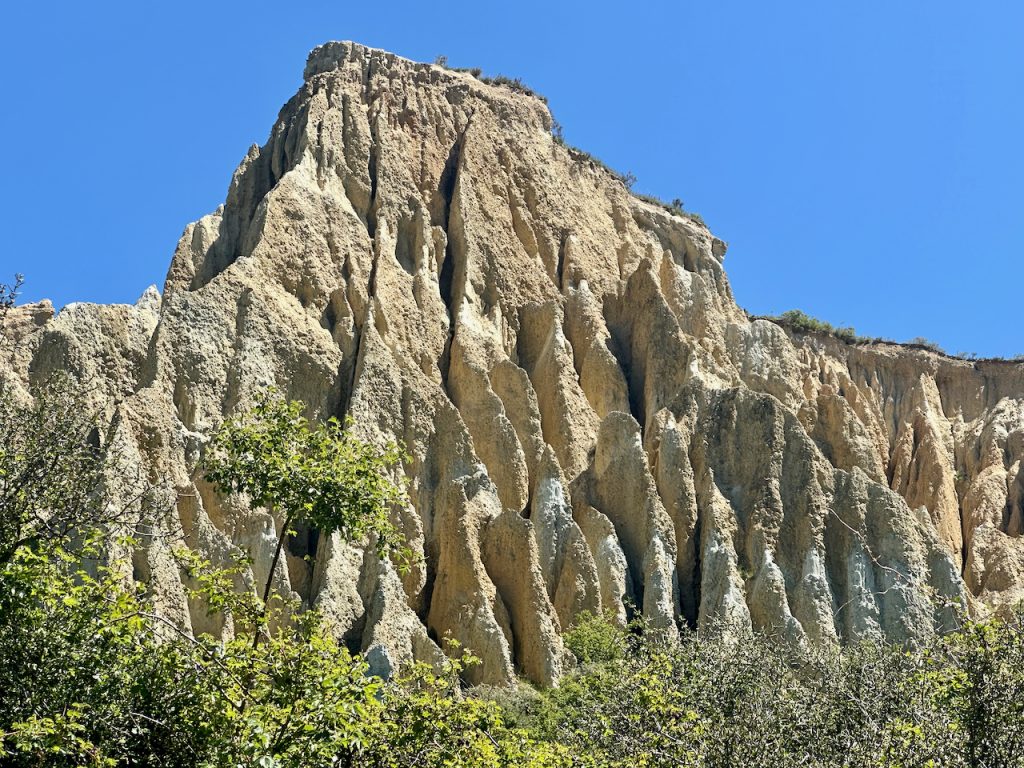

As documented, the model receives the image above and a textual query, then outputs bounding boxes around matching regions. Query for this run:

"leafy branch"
[201,390,411,648]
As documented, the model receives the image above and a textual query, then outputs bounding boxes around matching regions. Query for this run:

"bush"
[513,612,1024,767]
[634,193,706,226]
[432,57,542,100]
[478,74,547,103]
[763,309,859,344]
[908,336,946,354]
[563,610,629,664]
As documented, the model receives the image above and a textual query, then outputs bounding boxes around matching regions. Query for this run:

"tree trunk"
[253,508,292,650]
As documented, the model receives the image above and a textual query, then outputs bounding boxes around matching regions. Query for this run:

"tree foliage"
[203,393,407,551]
[497,612,1024,767]
[0,374,140,565]
[0,273,23,325]
[0,537,214,767]
[0,538,568,766]
[203,392,409,606]
[562,610,629,665]
[771,308,859,343]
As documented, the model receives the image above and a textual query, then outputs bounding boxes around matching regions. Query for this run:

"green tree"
[926,615,1024,766]
[202,391,409,646]
[0,536,213,767]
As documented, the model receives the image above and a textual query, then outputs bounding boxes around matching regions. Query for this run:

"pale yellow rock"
[4,41,1023,684]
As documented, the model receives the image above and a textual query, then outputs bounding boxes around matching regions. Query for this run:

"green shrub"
[516,611,1024,768]
[453,65,484,78]
[478,74,548,102]
[634,193,706,226]
[432,57,545,101]
[563,610,629,664]
[761,308,859,344]
[433,55,482,78]
[908,336,946,354]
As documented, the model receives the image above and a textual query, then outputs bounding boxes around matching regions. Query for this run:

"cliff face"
[3,42,1023,686]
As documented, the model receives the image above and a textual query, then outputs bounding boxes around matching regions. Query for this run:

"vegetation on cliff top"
[433,55,548,103]
[755,308,1024,362]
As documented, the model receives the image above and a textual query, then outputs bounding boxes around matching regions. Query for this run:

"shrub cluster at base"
[489,610,1024,767]
[2,375,1023,767]
[0,380,565,767]
[0,542,570,767]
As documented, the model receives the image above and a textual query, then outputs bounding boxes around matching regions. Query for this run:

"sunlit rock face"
[4,41,1022,685]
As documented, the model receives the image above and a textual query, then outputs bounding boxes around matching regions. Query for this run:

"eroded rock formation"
[3,42,1023,685]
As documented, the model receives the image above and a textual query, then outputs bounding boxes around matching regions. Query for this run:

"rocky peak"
[4,42,1023,685]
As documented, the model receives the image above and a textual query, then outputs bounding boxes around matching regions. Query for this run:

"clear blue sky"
[2,2,1021,356]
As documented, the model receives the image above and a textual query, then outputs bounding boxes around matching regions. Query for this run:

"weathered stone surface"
[4,41,1023,684]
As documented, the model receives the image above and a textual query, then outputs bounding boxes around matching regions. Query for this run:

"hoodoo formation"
[4,42,1023,686]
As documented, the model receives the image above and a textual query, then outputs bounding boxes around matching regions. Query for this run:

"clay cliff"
[3,42,1023,686]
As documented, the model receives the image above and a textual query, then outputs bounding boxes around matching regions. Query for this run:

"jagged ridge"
[3,41,1023,686]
